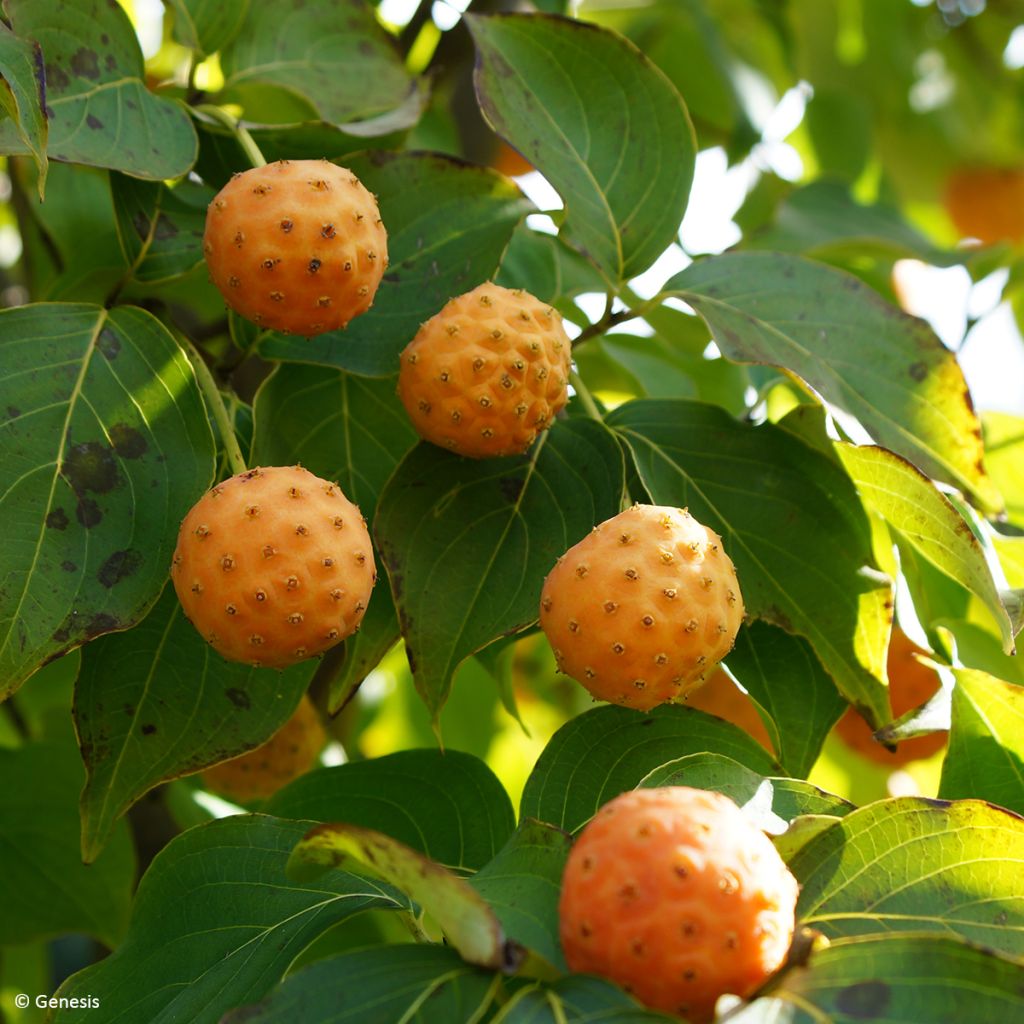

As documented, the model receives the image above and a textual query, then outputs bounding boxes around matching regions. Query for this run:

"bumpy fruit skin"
[559,787,798,1022]
[202,694,326,803]
[203,159,387,336]
[944,166,1024,245]
[171,466,375,668]
[539,505,744,710]
[397,282,571,458]
[685,668,774,754]
[834,628,946,766]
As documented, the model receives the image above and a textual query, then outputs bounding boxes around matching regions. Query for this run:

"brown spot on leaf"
[63,441,118,494]
[110,423,147,459]
[70,47,100,80]
[76,498,102,528]
[61,560,77,573]
[225,687,251,709]
[908,361,928,382]
[86,114,103,130]
[46,508,69,530]
[141,723,157,735]
[98,548,142,588]
[834,980,891,1019]
[97,328,120,359]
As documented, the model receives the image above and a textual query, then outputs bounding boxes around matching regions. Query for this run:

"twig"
[194,104,267,169]
[570,370,603,421]
[571,294,666,348]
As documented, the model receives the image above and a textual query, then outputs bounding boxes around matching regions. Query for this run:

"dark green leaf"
[0,304,216,698]
[939,668,1024,815]
[75,586,317,861]
[265,748,515,871]
[0,0,197,179]
[374,418,625,719]
[0,23,47,194]
[520,704,779,834]
[260,152,532,377]
[500,975,674,1022]
[665,252,1000,512]
[222,945,499,1024]
[469,13,696,282]
[168,0,250,56]
[608,399,893,727]
[727,622,846,779]
[791,797,1024,956]
[51,815,405,1024]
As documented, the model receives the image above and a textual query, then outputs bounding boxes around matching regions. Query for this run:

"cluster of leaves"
[1,0,1024,1021]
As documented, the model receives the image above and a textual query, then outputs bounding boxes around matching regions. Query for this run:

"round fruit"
[685,668,774,754]
[171,465,375,668]
[397,282,571,458]
[539,505,744,710]
[943,166,1024,245]
[559,786,798,1022]
[834,628,946,766]
[203,159,387,336]
[202,694,326,803]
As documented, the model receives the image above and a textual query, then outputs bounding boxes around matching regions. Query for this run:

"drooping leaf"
[75,586,317,861]
[939,668,1024,816]
[469,13,695,283]
[791,797,1024,956]
[726,622,847,779]
[0,23,47,194]
[259,151,532,376]
[222,945,499,1024]
[0,0,197,179]
[837,443,1021,652]
[265,748,515,871]
[469,820,571,973]
[0,304,215,699]
[220,0,413,126]
[520,704,779,834]
[664,252,1000,513]
[168,0,250,56]
[287,824,508,969]
[374,418,625,719]
[608,399,893,727]
[51,815,406,1024]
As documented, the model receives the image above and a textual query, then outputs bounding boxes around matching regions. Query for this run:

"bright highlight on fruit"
[559,786,798,1022]
[171,466,375,668]
[539,505,745,710]
[203,159,387,336]
[397,282,571,458]
[202,694,326,803]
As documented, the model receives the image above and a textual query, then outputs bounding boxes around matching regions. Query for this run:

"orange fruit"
[559,786,798,1022]
[685,668,774,753]
[943,166,1024,245]
[492,141,534,178]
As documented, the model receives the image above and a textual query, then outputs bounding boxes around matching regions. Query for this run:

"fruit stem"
[569,370,603,421]
[183,338,248,476]
[194,103,267,169]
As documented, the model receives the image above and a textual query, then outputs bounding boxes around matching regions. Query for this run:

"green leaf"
[0,304,216,699]
[498,975,675,1022]
[222,945,500,1024]
[608,399,893,728]
[837,443,1020,652]
[51,815,405,1024]
[259,152,532,377]
[220,0,413,126]
[791,797,1024,956]
[983,412,1024,527]
[0,24,47,195]
[520,704,779,834]
[469,820,571,973]
[168,0,250,56]
[664,252,1000,513]
[265,748,515,871]
[0,0,197,180]
[75,586,317,861]
[374,419,625,719]
[111,175,212,284]
[939,668,1024,816]
[287,824,508,969]
[496,225,608,307]
[726,622,847,779]
[0,728,135,947]
[469,13,695,282]
[750,934,1024,1024]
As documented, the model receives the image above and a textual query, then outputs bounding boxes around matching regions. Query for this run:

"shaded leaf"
[469,12,695,282]
[0,23,47,194]
[520,704,779,834]
[496,224,608,307]
[0,303,215,699]
[608,399,893,727]
[265,748,515,871]
[498,975,674,1022]
[0,0,197,179]
[168,0,250,56]
[664,252,1000,512]
[260,151,532,377]
[75,586,316,861]
[374,419,625,719]
[287,823,507,969]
